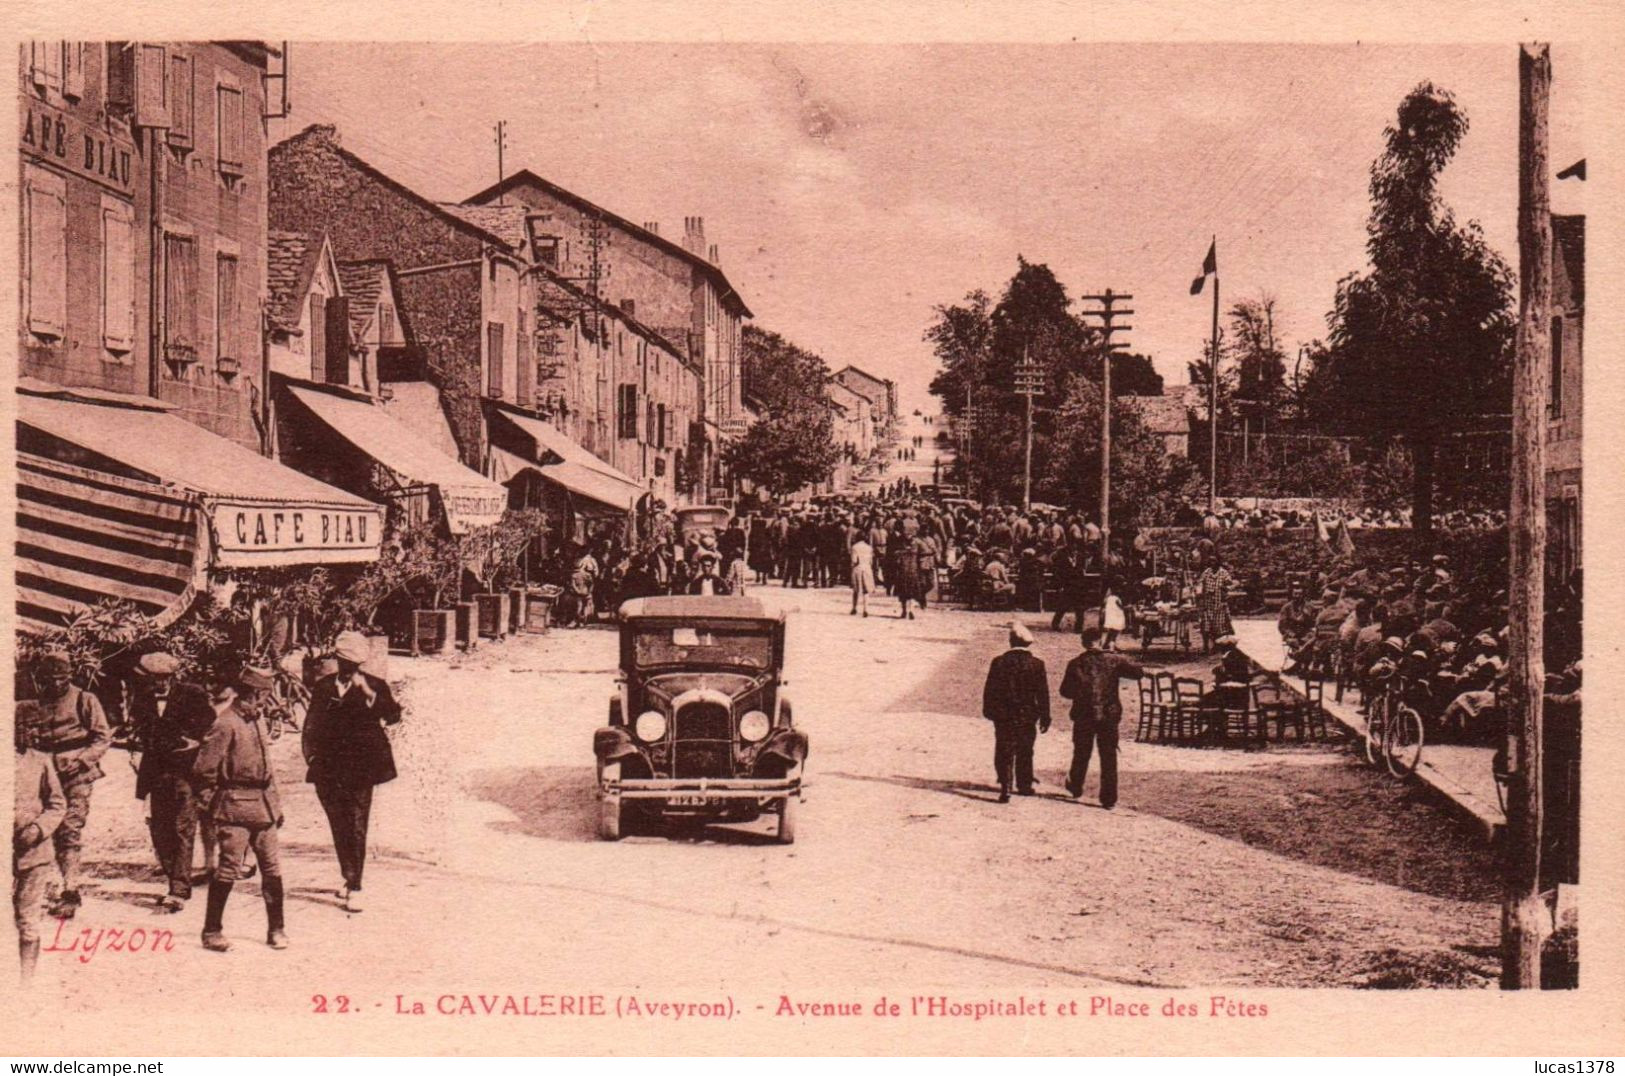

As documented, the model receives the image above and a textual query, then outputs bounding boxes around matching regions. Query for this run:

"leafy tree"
[742,325,831,413]
[1041,374,1192,528]
[1318,82,1515,532]
[1227,294,1288,417]
[1110,352,1164,396]
[925,290,994,419]
[722,408,841,496]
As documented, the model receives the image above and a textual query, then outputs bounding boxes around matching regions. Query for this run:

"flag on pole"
[1190,240,1217,295]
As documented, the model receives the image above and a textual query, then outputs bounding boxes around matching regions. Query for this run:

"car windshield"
[633,625,773,669]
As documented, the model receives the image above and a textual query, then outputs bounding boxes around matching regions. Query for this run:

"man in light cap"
[302,631,402,912]
[131,652,220,909]
[17,650,110,919]
[980,622,1051,803]
[192,666,286,951]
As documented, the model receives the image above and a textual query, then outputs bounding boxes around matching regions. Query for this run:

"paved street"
[17,581,1505,1048]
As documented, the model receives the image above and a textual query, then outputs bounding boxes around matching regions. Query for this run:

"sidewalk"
[1232,618,1505,842]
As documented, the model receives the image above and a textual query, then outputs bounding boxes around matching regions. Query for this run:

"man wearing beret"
[302,632,402,913]
[130,652,219,911]
[1060,627,1144,809]
[17,651,110,919]
[192,667,286,952]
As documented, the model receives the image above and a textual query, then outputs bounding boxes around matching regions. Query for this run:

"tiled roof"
[336,260,388,337]
[437,203,529,251]
[267,230,323,331]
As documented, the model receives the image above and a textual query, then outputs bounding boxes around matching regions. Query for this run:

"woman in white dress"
[849,537,875,618]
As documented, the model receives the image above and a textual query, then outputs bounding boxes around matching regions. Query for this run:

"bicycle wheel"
[1362,694,1387,767]
[1384,703,1424,777]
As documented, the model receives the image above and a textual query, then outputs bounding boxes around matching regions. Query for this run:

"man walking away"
[1060,627,1143,809]
[192,667,286,952]
[15,723,66,981]
[17,651,110,919]
[980,622,1051,803]
[130,652,218,911]
[302,632,403,913]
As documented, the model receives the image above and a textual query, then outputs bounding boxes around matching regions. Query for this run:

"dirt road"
[12,583,1502,1051]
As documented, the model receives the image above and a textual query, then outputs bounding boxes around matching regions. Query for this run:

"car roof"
[619,595,781,623]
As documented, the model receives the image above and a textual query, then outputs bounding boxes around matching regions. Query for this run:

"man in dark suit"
[301,632,402,913]
[980,622,1051,803]
[130,652,219,910]
[1059,627,1143,809]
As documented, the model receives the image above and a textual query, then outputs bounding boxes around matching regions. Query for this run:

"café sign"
[20,99,135,197]
[208,502,383,567]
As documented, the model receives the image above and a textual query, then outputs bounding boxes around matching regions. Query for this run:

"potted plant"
[463,509,548,641]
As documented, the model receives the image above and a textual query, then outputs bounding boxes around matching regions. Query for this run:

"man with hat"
[980,622,1051,803]
[302,631,402,913]
[686,549,732,595]
[192,666,286,951]
[17,651,111,919]
[1059,626,1144,808]
[130,652,220,910]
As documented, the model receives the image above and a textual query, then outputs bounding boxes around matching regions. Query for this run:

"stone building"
[830,365,898,441]
[463,171,752,488]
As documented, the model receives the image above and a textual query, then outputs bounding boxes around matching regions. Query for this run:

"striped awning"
[15,453,205,634]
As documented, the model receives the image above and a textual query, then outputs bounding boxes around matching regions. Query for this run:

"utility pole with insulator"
[1079,289,1134,566]
[493,120,507,205]
[1014,343,1044,512]
[1503,40,1552,991]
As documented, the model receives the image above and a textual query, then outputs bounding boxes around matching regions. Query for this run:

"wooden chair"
[1172,677,1205,744]
[1299,674,1328,740]
[1135,676,1163,742]
[1254,678,1304,741]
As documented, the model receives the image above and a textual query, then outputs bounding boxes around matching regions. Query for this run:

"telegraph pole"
[1079,289,1134,566]
[1209,248,1220,514]
[493,120,507,204]
[1015,344,1043,511]
[1503,40,1551,991]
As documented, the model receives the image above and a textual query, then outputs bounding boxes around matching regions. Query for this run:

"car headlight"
[739,710,771,743]
[634,710,667,742]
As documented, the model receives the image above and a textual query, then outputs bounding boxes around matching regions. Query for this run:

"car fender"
[594,725,641,763]
[758,726,809,768]
[777,693,793,727]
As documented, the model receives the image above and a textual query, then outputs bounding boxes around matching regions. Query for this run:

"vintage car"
[593,595,807,843]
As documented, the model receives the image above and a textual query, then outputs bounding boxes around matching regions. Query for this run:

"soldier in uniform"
[302,632,403,913]
[1059,627,1144,809]
[130,652,219,911]
[14,722,67,981]
[192,666,286,952]
[17,651,111,919]
[980,622,1051,803]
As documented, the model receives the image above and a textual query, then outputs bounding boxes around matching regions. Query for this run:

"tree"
[1227,294,1288,418]
[924,290,993,419]
[741,326,830,414]
[1318,82,1515,532]
[722,408,841,497]
[1041,374,1192,528]
[1109,352,1164,396]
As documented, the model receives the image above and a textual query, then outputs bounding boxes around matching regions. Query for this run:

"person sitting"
[982,552,1016,603]
[1277,584,1315,671]
[1201,635,1254,714]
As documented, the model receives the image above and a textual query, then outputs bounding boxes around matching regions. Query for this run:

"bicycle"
[1363,671,1425,778]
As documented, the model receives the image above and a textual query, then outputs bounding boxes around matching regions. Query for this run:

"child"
[1102,589,1126,651]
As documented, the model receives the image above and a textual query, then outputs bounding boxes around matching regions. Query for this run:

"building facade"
[831,365,897,442]
[19,40,271,449]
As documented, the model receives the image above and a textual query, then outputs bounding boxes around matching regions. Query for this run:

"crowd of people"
[1191,499,1508,532]
[14,631,402,977]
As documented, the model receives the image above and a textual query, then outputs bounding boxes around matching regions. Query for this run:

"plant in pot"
[462,509,549,641]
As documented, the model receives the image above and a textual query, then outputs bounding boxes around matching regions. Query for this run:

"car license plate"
[668,795,715,807]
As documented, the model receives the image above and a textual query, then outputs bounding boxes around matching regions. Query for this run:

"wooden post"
[1079,290,1134,567]
[1209,252,1220,514]
[1503,41,1551,991]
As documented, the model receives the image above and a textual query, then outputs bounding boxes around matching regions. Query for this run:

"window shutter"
[25,170,68,338]
[309,293,326,381]
[63,43,85,99]
[487,322,505,398]
[325,295,351,384]
[217,84,244,173]
[135,44,169,128]
[1549,316,1564,419]
[168,53,193,145]
[215,255,239,363]
[163,234,198,359]
[102,204,136,352]
[106,44,134,111]
[29,42,62,92]
[516,310,534,407]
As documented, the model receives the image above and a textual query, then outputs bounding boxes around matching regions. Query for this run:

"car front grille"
[671,701,734,779]
[673,701,732,742]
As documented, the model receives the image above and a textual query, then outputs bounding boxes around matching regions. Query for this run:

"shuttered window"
[168,53,194,147]
[163,234,198,362]
[308,293,327,380]
[136,44,169,128]
[1549,316,1564,419]
[516,309,534,407]
[617,384,639,440]
[487,322,505,398]
[325,296,351,385]
[63,43,85,100]
[216,255,239,363]
[24,167,68,339]
[29,42,63,93]
[216,83,244,175]
[102,202,136,353]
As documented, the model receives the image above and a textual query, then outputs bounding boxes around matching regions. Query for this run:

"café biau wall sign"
[208,501,383,567]
[19,97,136,196]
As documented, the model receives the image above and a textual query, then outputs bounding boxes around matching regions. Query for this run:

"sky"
[276,42,1585,415]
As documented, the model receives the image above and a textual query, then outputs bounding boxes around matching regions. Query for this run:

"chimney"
[684,216,706,258]
[619,298,636,317]
[642,221,660,236]
[708,243,718,264]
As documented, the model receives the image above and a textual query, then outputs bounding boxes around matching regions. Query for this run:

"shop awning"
[17,387,382,574]
[286,384,507,533]
[491,447,638,516]
[489,409,644,513]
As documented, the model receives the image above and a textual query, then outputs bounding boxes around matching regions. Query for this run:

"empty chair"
[1172,676,1205,744]
[1254,678,1304,742]
[1136,676,1163,742]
